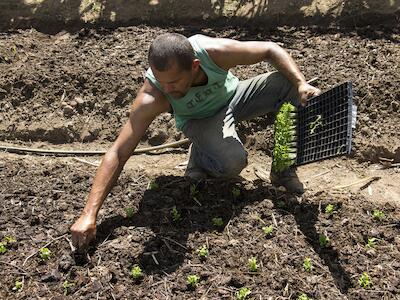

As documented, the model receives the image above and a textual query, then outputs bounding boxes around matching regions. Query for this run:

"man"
[71,33,320,250]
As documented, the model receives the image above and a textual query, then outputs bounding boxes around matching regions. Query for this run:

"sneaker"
[270,167,304,194]
[184,144,207,182]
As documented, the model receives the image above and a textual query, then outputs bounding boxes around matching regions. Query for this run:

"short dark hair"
[148,33,195,71]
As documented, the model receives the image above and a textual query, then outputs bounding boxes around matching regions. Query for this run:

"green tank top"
[145,35,239,130]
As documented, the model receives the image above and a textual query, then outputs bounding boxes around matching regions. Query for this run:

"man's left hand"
[298,82,321,106]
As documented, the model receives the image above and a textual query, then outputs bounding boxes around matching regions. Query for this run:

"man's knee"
[219,147,248,177]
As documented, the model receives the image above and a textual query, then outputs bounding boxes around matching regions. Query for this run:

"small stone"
[63,105,74,117]
[59,202,68,211]
[369,228,380,237]
[75,96,85,105]
[360,126,370,136]
[391,101,399,112]
[58,254,73,272]
[69,100,78,107]
[340,218,349,226]
[41,269,61,282]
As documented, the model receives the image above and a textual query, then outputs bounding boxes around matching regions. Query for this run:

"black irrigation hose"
[0,138,190,156]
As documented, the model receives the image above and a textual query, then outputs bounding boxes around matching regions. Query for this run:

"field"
[0,24,399,299]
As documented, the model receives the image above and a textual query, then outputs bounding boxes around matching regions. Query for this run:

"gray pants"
[182,71,300,178]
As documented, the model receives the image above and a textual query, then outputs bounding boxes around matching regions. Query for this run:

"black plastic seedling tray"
[295,81,355,166]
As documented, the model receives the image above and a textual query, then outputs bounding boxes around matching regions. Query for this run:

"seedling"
[236,287,251,300]
[130,265,143,280]
[171,206,182,222]
[272,102,297,173]
[262,225,274,236]
[0,242,6,254]
[190,184,200,198]
[303,257,313,272]
[248,257,258,272]
[372,209,385,220]
[11,45,17,54]
[232,186,241,199]
[359,272,372,289]
[309,114,323,134]
[196,245,209,259]
[212,217,224,227]
[325,204,335,216]
[12,279,23,291]
[148,180,159,190]
[319,234,329,248]
[298,293,313,300]
[125,207,134,219]
[187,274,199,288]
[366,237,377,249]
[62,280,74,295]
[3,235,16,244]
[39,247,51,260]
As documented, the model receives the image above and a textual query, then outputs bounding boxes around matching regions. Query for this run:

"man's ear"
[192,59,200,71]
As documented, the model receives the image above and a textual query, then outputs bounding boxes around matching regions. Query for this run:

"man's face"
[151,59,199,99]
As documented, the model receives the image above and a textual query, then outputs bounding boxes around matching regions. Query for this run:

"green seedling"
[39,247,51,260]
[319,234,329,248]
[196,245,209,258]
[148,180,159,190]
[298,293,313,300]
[212,217,224,227]
[309,114,323,134]
[0,242,7,254]
[272,102,297,173]
[372,209,385,220]
[62,280,74,295]
[3,235,16,244]
[359,272,372,289]
[187,274,199,288]
[232,186,241,199]
[262,225,274,236]
[325,204,335,216]
[12,279,23,292]
[248,257,258,272]
[125,207,134,219]
[366,237,377,249]
[236,287,251,300]
[303,257,313,272]
[171,206,182,222]
[190,184,199,197]
[130,265,143,279]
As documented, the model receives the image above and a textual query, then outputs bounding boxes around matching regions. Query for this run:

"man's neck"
[192,67,208,87]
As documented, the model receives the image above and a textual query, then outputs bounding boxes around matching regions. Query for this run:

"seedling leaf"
[359,272,372,289]
[236,287,251,300]
[130,265,143,279]
[187,274,199,288]
[248,257,258,272]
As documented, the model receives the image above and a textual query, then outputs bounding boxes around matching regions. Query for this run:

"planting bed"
[0,23,399,299]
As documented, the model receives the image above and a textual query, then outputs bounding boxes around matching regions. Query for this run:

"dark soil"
[0,156,399,299]
[0,25,399,161]
[0,24,400,299]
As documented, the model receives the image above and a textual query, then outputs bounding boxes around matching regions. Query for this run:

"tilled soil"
[0,24,400,299]
[0,155,399,299]
[0,25,399,161]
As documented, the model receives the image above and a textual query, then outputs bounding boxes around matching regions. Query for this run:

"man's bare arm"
[70,80,170,250]
[198,35,320,104]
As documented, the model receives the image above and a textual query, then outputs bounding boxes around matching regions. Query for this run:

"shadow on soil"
[93,175,352,294]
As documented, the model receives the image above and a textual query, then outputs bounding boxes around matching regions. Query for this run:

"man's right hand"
[70,212,97,251]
